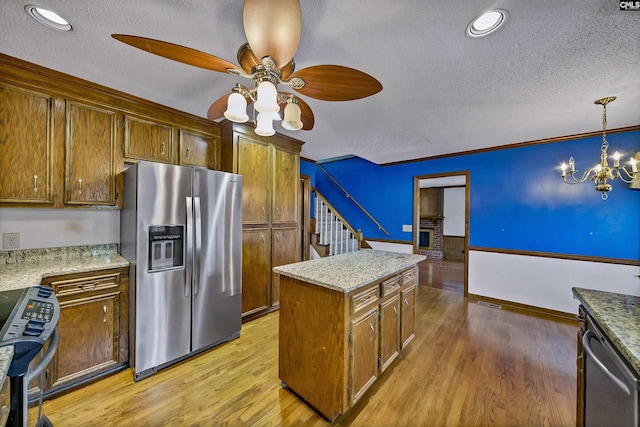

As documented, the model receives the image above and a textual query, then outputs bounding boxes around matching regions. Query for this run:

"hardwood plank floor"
[419,258,465,294]
[30,286,577,426]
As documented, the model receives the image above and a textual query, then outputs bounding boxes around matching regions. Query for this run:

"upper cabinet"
[124,116,173,164]
[272,146,298,224]
[236,133,271,224]
[420,188,444,219]
[0,83,54,205]
[179,129,219,169]
[0,53,223,209]
[65,101,118,206]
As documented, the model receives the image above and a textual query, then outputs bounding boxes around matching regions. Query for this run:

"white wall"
[443,187,465,237]
[469,250,640,314]
[365,240,414,254]
[0,208,120,250]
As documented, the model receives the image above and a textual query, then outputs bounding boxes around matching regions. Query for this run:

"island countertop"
[573,287,640,374]
[0,244,129,292]
[273,249,426,293]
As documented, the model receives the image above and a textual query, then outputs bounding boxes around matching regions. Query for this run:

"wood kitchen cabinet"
[271,227,299,307]
[241,228,270,316]
[37,267,128,397]
[400,267,417,348]
[220,120,303,320]
[278,263,419,421]
[0,82,54,205]
[350,306,379,404]
[64,101,118,206]
[179,129,219,169]
[379,276,401,373]
[124,115,173,163]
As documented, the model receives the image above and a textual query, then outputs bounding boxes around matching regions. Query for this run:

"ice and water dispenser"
[148,225,184,271]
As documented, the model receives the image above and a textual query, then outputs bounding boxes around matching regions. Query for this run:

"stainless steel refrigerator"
[120,161,242,381]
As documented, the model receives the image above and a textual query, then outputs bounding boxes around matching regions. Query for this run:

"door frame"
[299,174,311,261]
[413,171,470,296]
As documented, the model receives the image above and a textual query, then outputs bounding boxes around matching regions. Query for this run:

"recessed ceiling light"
[25,5,72,32]
[466,9,507,38]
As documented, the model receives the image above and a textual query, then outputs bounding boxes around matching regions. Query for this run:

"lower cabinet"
[279,265,418,421]
[35,267,128,397]
[350,307,379,404]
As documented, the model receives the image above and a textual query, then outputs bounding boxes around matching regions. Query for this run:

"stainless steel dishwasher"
[583,312,640,427]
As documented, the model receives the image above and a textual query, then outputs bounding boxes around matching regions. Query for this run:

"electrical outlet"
[2,233,20,249]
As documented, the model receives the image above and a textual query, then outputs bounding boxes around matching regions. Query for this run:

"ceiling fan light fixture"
[255,113,276,136]
[466,9,507,38]
[25,5,72,32]
[282,102,303,131]
[224,92,249,123]
[254,81,279,114]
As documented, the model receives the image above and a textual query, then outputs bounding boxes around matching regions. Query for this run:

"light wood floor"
[30,286,577,426]
[419,258,465,294]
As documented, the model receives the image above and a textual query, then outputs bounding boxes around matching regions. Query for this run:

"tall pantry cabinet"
[220,121,303,319]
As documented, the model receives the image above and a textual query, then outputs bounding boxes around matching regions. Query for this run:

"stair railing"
[314,189,362,256]
[315,163,391,237]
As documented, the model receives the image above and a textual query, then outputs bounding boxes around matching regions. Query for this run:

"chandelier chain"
[601,102,608,153]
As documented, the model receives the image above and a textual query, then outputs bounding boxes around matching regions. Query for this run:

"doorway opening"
[413,172,469,296]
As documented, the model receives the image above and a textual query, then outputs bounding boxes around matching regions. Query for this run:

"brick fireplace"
[418,218,443,259]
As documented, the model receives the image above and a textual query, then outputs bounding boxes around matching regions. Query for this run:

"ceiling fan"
[112,0,383,136]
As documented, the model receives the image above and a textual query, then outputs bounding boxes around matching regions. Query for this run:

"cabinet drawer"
[381,276,401,297]
[50,273,120,297]
[402,268,416,286]
[351,286,379,314]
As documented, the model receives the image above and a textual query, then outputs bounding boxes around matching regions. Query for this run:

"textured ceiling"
[1,1,639,164]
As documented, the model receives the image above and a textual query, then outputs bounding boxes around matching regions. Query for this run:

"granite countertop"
[273,249,426,293]
[0,244,129,292]
[573,287,640,374]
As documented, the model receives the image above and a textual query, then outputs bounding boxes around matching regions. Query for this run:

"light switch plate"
[2,233,20,249]
[402,224,412,232]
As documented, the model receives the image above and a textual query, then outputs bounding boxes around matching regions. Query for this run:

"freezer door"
[134,162,193,376]
[192,168,242,351]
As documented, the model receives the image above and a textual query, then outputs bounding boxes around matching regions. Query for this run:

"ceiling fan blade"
[112,34,239,73]
[243,0,301,69]
[237,43,259,74]
[207,94,231,120]
[279,93,314,130]
[289,65,383,101]
[207,93,253,121]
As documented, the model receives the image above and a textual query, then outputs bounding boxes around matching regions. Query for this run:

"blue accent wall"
[308,130,640,261]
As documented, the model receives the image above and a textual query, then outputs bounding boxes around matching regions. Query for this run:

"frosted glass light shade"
[255,113,275,136]
[254,81,279,114]
[224,93,249,123]
[282,102,303,131]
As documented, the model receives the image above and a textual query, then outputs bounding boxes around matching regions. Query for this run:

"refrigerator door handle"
[193,196,202,295]
[185,196,193,297]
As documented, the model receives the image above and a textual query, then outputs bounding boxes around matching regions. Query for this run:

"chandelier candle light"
[560,96,640,200]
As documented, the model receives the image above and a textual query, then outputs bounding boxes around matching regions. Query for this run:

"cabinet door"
[180,129,218,169]
[65,102,117,205]
[400,285,416,348]
[242,228,270,316]
[237,135,270,224]
[50,293,120,389]
[272,146,298,224]
[271,227,299,307]
[350,308,379,405]
[124,116,173,163]
[379,294,400,372]
[0,83,54,204]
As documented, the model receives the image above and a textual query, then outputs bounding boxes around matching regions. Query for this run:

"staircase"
[312,191,362,256]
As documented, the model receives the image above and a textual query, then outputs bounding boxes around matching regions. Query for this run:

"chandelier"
[223,55,303,137]
[560,96,640,200]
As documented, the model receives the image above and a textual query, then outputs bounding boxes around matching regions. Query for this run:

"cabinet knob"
[103,304,107,323]
[33,175,38,193]
[78,178,83,195]
[186,147,191,159]
[161,141,166,155]
[393,307,398,315]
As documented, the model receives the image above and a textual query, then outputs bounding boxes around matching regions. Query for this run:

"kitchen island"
[273,249,425,421]
[572,287,640,426]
